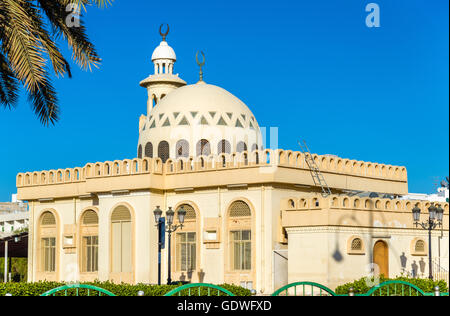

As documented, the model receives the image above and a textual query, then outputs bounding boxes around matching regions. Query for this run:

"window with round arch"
[415,240,425,253]
[229,201,251,217]
[176,204,196,221]
[351,238,363,251]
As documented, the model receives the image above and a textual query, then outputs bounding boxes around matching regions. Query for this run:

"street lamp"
[153,205,186,285]
[412,204,444,280]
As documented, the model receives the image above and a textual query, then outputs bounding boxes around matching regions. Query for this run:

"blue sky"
[0,0,448,201]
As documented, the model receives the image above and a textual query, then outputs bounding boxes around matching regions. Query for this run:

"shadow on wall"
[178,269,206,283]
[411,258,427,278]
[400,252,407,274]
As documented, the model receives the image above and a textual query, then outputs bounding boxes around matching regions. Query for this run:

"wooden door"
[373,240,389,277]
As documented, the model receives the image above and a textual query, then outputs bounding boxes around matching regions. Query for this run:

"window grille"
[229,201,251,217]
[196,139,211,156]
[41,212,56,226]
[415,240,425,253]
[236,142,247,153]
[83,210,99,225]
[351,238,362,251]
[145,142,153,158]
[176,140,190,158]
[111,206,131,222]
[218,140,231,154]
[158,141,170,163]
[177,204,196,220]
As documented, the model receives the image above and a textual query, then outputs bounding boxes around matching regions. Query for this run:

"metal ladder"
[298,140,332,197]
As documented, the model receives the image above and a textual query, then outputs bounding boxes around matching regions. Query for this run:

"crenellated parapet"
[281,194,449,232]
[283,195,449,213]
[16,149,408,188]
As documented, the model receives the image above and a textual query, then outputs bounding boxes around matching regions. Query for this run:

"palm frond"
[27,71,59,125]
[36,0,101,71]
[0,0,111,125]
[0,51,19,107]
[59,0,113,12]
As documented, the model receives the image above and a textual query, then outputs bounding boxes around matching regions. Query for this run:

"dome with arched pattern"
[137,82,263,161]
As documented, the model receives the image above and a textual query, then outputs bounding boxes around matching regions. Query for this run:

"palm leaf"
[0,0,111,125]
[0,51,19,107]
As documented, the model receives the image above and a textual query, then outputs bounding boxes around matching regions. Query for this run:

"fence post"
[434,286,440,297]
[348,287,354,296]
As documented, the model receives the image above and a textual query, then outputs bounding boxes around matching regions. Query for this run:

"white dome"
[137,83,263,160]
[151,41,176,61]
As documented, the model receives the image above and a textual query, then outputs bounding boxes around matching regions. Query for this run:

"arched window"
[415,240,425,253]
[412,239,427,256]
[228,201,252,276]
[138,145,143,159]
[176,139,190,158]
[217,140,231,154]
[196,139,211,156]
[80,210,99,274]
[251,144,258,152]
[288,199,295,208]
[236,141,247,153]
[145,142,153,158]
[40,211,57,273]
[351,238,362,251]
[348,236,364,255]
[175,204,198,275]
[158,141,170,163]
[111,206,132,276]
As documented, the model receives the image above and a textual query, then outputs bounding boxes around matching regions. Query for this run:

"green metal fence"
[272,281,337,296]
[358,280,430,296]
[164,283,235,296]
[40,284,116,296]
[271,280,448,296]
[30,280,449,297]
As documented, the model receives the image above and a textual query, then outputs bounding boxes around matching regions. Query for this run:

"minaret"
[139,25,186,116]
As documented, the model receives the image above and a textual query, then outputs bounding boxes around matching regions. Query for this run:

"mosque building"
[16,27,449,293]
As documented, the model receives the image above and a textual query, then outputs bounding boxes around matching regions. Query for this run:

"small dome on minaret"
[152,41,176,62]
[139,24,186,116]
[149,24,177,75]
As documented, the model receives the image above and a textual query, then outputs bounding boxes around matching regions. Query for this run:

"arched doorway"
[373,240,389,277]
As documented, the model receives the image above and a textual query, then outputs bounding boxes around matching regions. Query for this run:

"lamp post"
[412,204,444,279]
[154,205,186,285]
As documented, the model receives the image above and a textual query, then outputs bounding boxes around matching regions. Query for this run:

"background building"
[0,195,29,237]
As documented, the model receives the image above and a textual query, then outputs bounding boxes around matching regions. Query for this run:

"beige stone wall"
[287,227,449,290]
[283,196,449,291]
[19,149,421,294]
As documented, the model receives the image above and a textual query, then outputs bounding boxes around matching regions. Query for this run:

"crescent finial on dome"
[196,51,206,83]
[159,24,169,41]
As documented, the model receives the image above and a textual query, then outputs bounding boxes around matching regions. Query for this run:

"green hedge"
[0,281,252,296]
[335,275,448,295]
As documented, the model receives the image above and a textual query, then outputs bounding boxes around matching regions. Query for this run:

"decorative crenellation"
[283,195,449,214]
[16,149,408,187]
